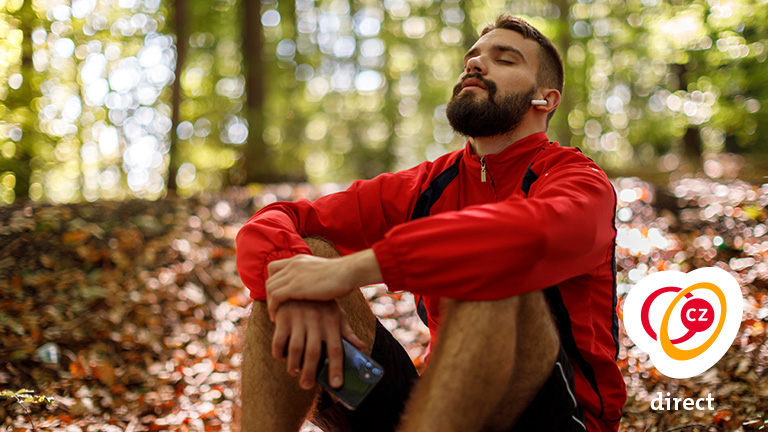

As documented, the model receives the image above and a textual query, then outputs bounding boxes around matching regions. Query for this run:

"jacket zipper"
[480,157,487,183]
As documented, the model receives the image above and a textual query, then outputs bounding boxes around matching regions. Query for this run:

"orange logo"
[623,268,742,378]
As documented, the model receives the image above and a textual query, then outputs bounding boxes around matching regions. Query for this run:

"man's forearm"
[342,249,384,289]
[304,238,383,289]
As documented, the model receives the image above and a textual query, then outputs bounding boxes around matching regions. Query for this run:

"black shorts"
[311,320,587,432]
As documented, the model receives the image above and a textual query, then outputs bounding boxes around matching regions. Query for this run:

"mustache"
[452,73,498,98]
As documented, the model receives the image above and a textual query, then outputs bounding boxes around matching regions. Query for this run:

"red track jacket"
[236,132,626,431]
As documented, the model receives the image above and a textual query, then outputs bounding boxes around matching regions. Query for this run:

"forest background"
[1,0,768,431]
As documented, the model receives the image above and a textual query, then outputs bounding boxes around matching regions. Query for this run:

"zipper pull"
[480,157,487,183]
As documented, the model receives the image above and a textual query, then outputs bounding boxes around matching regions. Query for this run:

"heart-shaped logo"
[623,267,743,378]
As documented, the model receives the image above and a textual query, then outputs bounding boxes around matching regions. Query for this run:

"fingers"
[265,256,307,320]
[285,321,306,378]
[271,310,290,361]
[266,281,294,321]
[267,286,298,321]
[266,291,281,321]
[299,324,323,389]
[271,301,366,391]
[265,256,302,318]
[265,254,355,320]
[267,255,294,277]
[340,318,367,353]
[323,317,345,389]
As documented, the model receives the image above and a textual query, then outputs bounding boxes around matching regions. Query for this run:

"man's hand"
[265,249,383,320]
[272,300,366,390]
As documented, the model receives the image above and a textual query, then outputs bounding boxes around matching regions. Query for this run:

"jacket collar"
[462,132,554,182]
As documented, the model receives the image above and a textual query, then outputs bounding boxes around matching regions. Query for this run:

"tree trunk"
[4,0,38,200]
[242,0,276,183]
[167,0,187,193]
[682,126,702,166]
[671,63,702,169]
[552,0,572,146]
[459,0,475,51]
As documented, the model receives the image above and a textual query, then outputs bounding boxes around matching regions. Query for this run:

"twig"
[16,399,38,432]
[4,393,38,432]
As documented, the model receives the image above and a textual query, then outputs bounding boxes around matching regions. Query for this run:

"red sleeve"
[372,150,616,300]
[235,164,430,300]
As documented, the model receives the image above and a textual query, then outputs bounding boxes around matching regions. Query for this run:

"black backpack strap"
[410,156,462,328]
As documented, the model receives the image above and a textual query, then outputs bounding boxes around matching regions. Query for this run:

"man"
[236,15,626,432]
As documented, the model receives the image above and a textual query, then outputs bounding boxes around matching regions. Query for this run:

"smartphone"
[316,338,385,410]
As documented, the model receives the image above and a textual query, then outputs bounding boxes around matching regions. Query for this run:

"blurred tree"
[1,0,767,204]
[565,0,768,180]
[551,0,573,145]
[171,0,244,196]
[1,0,41,202]
[167,0,188,192]
[241,0,278,183]
[699,0,768,166]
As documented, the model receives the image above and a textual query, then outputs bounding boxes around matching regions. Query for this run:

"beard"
[446,74,536,138]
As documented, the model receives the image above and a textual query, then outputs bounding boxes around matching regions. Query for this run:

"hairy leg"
[240,300,316,432]
[239,238,377,432]
[398,291,559,432]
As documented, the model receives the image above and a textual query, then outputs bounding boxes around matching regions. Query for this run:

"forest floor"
[1,175,767,432]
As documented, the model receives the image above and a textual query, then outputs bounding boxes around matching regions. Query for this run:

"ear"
[533,89,561,114]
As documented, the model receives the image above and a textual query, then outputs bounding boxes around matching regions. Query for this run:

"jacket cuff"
[372,239,406,292]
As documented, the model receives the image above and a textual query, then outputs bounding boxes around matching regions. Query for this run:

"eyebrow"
[463,44,527,64]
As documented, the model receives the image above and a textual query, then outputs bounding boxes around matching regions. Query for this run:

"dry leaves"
[1,177,767,431]
[615,177,768,432]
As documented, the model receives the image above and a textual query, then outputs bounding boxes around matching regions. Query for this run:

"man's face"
[446,29,541,138]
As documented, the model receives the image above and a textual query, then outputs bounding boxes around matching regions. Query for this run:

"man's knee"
[516,290,559,347]
[304,236,340,258]
[444,291,553,329]
[440,292,562,429]
[442,291,560,360]
[241,301,281,372]
[445,294,521,321]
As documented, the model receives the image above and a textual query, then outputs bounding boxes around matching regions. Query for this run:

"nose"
[465,55,486,74]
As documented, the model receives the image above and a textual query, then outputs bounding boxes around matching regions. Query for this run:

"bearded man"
[236,15,627,432]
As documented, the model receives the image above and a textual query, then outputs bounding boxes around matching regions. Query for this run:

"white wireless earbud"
[531,99,547,106]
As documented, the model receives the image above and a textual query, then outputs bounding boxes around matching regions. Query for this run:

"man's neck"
[469,123,545,158]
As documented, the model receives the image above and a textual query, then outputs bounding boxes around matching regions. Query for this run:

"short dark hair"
[481,15,564,121]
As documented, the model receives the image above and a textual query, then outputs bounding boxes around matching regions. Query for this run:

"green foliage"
[0,389,55,406]
[566,0,768,174]
[0,0,767,203]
